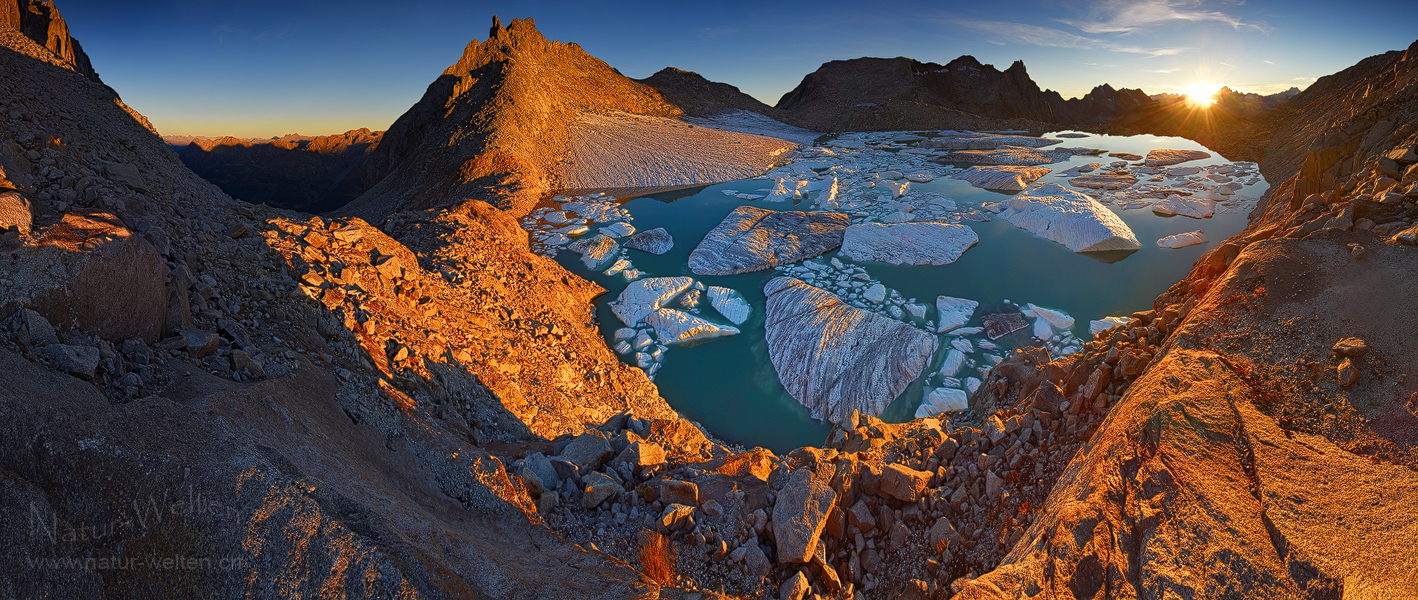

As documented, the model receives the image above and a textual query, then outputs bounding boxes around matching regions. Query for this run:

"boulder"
[659,479,699,506]
[935,296,979,332]
[6,308,58,348]
[847,500,876,532]
[839,222,978,266]
[763,278,936,422]
[1152,195,1215,219]
[644,308,739,345]
[928,517,959,551]
[952,166,1051,191]
[779,571,810,600]
[1158,230,1208,249]
[688,206,849,276]
[609,277,694,326]
[660,503,695,529]
[772,469,837,563]
[878,464,930,502]
[582,471,621,509]
[996,183,1141,253]
[103,163,147,190]
[706,286,751,325]
[613,441,665,470]
[1144,149,1211,167]
[561,432,614,472]
[3,213,169,343]
[624,227,673,255]
[0,190,32,234]
[44,343,98,379]
[1333,338,1368,357]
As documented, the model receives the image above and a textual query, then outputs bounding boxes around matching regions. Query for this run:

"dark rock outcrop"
[638,66,779,117]
[0,0,98,83]
[772,55,1151,132]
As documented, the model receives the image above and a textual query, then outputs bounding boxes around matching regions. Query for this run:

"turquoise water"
[540,131,1266,453]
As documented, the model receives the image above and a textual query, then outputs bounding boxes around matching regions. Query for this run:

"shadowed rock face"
[0,0,99,83]
[688,205,849,275]
[772,55,1152,133]
[762,277,936,423]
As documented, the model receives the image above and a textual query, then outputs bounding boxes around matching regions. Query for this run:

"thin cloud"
[1218,61,1236,67]
[945,18,1191,57]
[1263,59,1276,65]
[1146,68,1180,73]
[1062,0,1272,35]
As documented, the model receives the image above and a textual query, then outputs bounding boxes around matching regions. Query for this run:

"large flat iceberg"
[996,183,1141,253]
[763,277,936,422]
[840,222,978,266]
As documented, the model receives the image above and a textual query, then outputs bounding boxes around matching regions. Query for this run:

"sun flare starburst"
[1184,83,1221,108]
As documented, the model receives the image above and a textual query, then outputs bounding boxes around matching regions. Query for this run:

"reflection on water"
[533,131,1267,453]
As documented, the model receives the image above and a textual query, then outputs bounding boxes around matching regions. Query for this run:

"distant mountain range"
[169,17,1308,216]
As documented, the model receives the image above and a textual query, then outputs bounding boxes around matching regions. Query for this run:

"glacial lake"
[531,131,1267,453]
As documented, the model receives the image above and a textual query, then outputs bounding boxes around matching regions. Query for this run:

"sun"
[1184,83,1221,108]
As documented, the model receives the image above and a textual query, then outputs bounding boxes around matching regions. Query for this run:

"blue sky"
[55,0,1418,138]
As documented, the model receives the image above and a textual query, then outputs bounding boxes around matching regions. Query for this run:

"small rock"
[877,464,930,502]
[660,503,695,529]
[561,432,614,472]
[659,479,699,506]
[1337,358,1359,387]
[1332,337,1368,357]
[45,344,99,378]
[8,308,59,348]
[581,471,620,509]
[779,571,810,600]
[183,329,220,358]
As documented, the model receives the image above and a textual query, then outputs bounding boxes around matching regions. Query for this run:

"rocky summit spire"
[0,0,101,84]
[490,14,504,39]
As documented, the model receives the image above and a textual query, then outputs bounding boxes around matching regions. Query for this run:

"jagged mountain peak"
[1,0,100,83]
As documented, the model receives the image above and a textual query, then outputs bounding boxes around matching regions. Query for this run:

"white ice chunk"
[1089,316,1132,336]
[706,286,752,325]
[997,183,1141,253]
[1157,230,1208,248]
[935,296,979,332]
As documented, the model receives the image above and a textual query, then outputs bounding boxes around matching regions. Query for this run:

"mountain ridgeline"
[174,28,1300,215]
[3,1,1418,597]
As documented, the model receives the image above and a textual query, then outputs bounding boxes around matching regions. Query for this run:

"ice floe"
[997,183,1142,253]
[840,222,978,265]
[1157,230,1208,248]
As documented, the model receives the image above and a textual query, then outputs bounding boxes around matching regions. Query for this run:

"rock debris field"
[520,129,1268,442]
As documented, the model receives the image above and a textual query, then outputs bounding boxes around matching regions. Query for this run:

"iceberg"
[996,183,1141,253]
[840,222,978,266]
